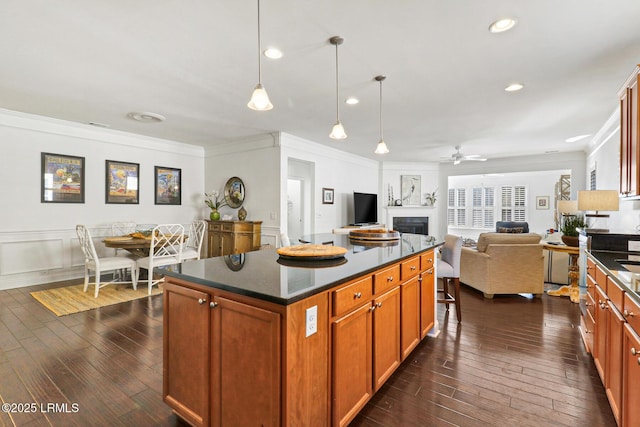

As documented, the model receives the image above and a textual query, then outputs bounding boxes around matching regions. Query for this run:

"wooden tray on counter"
[277,244,347,260]
[348,229,400,241]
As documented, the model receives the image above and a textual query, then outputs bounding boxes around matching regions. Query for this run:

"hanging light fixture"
[329,36,347,139]
[374,75,389,154]
[247,0,273,111]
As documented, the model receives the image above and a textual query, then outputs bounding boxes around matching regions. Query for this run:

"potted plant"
[560,214,586,247]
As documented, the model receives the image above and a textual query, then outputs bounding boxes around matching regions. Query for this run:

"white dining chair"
[111,221,137,280]
[76,225,138,298]
[135,224,184,295]
[181,220,206,262]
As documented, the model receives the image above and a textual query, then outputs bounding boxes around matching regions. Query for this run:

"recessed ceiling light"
[504,83,524,92]
[565,134,592,143]
[263,48,283,59]
[489,18,517,33]
[345,97,359,105]
[127,111,166,123]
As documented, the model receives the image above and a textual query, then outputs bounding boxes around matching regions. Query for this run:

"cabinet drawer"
[624,293,640,332]
[373,264,400,295]
[209,223,223,231]
[586,257,596,281]
[586,291,596,319]
[607,277,625,311]
[595,264,608,293]
[332,276,373,317]
[420,250,435,271]
[221,223,234,232]
[401,256,420,280]
[586,274,597,301]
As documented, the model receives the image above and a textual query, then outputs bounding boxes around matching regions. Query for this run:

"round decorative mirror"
[224,176,245,208]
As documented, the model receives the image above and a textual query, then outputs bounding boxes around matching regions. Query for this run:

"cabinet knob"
[428,258,433,263]
[354,292,362,299]
[428,270,433,275]
[198,298,206,305]
[624,310,635,317]
[410,266,417,271]
[632,347,638,356]
[369,305,377,312]
[376,302,383,308]
[210,301,218,308]
[585,302,592,307]
[387,276,394,282]
[637,357,640,366]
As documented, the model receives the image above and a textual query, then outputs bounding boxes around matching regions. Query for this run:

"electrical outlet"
[305,305,317,337]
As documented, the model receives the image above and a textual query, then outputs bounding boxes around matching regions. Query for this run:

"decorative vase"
[238,206,247,221]
[561,235,579,247]
[210,210,220,221]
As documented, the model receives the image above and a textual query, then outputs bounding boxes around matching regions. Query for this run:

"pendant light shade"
[248,0,273,111]
[329,36,346,139]
[374,75,389,154]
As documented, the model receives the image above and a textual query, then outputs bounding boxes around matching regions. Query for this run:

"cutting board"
[277,244,347,260]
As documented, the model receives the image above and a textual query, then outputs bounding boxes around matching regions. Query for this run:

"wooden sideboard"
[206,220,261,257]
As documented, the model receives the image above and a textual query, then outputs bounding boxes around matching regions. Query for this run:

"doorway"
[286,158,314,242]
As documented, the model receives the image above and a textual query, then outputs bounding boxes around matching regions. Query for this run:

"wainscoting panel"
[0,238,64,275]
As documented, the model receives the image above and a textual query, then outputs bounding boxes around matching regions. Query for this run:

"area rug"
[30,283,163,316]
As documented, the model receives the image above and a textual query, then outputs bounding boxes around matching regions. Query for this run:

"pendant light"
[247,0,273,111]
[329,36,347,139]
[374,75,389,154]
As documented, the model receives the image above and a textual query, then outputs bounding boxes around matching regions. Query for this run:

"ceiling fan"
[441,145,487,165]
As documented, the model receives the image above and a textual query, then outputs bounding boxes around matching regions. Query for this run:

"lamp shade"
[577,190,619,212]
[557,200,578,214]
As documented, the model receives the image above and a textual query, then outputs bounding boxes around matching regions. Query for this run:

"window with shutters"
[472,187,495,228]
[447,188,467,226]
[500,186,526,221]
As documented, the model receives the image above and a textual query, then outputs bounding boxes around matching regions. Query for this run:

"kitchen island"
[161,233,441,427]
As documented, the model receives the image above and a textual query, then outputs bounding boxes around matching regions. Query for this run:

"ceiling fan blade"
[465,158,487,161]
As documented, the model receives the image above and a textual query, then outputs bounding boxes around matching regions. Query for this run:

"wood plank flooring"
[0,280,615,426]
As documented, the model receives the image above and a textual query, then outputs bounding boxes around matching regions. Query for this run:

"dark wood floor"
[0,280,615,426]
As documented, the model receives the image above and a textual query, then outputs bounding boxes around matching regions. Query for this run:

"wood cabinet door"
[373,286,401,390]
[630,75,639,197]
[623,324,640,427]
[209,232,223,257]
[163,281,210,427]
[332,303,372,427]
[211,296,281,427]
[220,232,234,255]
[606,302,624,425]
[420,268,435,338]
[233,232,253,254]
[594,285,608,382]
[401,275,421,360]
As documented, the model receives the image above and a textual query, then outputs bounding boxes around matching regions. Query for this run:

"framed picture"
[322,188,334,204]
[154,166,181,205]
[401,175,421,206]
[536,196,550,210]
[106,160,139,204]
[41,152,85,203]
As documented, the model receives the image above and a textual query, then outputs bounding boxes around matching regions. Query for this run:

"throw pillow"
[497,227,524,233]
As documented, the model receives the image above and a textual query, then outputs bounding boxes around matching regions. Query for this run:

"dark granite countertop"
[588,249,640,304]
[163,233,442,305]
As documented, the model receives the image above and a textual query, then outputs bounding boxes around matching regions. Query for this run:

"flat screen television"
[353,192,378,225]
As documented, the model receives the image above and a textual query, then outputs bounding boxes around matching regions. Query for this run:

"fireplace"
[393,217,429,235]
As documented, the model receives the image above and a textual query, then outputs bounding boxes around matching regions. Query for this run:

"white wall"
[586,110,640,232]
[280,133,380,234]
[0,109,205,289]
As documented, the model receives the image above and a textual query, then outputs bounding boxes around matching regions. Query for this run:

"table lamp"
[556,199,578,230]
[577,190,619,231]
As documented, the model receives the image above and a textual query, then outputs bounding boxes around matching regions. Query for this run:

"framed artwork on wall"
[106,160,139,204]
[401,175,421,206]
[322,188,334,204]
[41,152,85,203]
[154,166,181,205]
[536,196,550,210]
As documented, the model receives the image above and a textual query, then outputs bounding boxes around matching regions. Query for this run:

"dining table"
[103,236,153,257]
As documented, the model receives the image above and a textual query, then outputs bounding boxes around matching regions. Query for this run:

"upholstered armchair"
[460,232,544,298]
